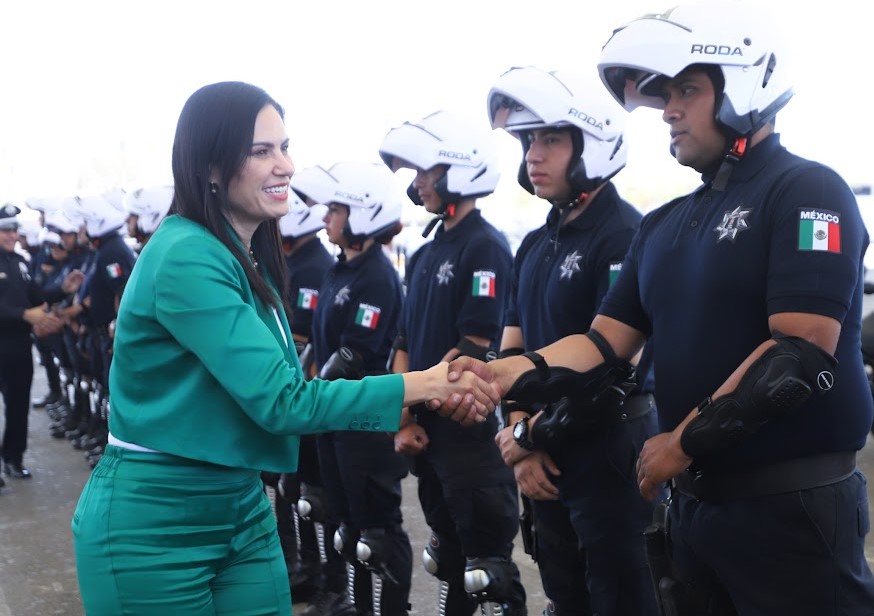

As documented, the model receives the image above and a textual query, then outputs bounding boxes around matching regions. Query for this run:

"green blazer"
[108,215,403,472]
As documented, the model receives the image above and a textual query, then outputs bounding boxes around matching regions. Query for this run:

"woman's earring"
[209,182,218,194]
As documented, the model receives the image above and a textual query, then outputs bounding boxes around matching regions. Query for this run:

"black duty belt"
[617,393,655,423]
[672,451,857,502]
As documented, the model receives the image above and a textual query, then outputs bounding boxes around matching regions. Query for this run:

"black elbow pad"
[681,334,837,459]
[319,347,365,381]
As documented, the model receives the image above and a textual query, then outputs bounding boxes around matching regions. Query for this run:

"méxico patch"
[297,288,319,310]
[355,303,381,329]
[797,208,841,254]
[472,270,496,297]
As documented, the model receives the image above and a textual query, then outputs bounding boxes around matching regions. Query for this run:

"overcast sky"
[0,0,869,222]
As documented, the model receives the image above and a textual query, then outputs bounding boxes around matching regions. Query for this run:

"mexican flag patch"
[798,208,841,253]
[297,288,319,310]
[106,263,123,278]
[355,303,381,329]
[609,262,622,286]
[472,270,496,297]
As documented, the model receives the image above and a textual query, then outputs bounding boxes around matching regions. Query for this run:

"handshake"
[411,355,528,427]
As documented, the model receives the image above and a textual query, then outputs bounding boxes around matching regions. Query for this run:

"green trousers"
[72,445,292,615]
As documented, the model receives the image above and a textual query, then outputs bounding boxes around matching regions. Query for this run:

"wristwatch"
[513,416,536,451]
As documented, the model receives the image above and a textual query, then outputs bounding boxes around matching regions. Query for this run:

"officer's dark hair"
[170,81,290,312]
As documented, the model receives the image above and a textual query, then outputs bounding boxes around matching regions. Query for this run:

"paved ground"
[1,362,873,615]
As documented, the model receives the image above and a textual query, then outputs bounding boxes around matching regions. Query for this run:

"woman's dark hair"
[170,81,289,311]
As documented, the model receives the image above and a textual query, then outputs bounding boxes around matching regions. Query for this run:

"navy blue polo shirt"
[507,182,654,387]
[402,210,513,371]
[85,231,136,326]
[600,133,872,471]
[286,236,335,341]
[0,249,45,338]
[312,243,403,374]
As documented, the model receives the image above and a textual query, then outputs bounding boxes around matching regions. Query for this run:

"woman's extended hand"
[426,362,501,426]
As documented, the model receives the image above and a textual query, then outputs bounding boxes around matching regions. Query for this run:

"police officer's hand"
[494,425,530,467]
[394,424,429,455]
[61,269,85,294]
[22,303,50,325]
[414,358,503,426]
[514,452,560,501]
[636,428,692,501]
[426,357,498,419]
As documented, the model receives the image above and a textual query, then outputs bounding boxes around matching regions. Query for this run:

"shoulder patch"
[106,263,123,278]
[608,261,623,286]
[297,288,319,310]
[798,208,841,253]
[355,303,381,329]
[472,270,496,297]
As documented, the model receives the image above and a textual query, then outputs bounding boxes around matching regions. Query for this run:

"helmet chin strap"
[712,136,748,191]
[549,192,588,254]
[421,202,457,238]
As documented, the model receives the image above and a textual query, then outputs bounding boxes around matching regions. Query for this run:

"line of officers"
[263,69,663,616]
[245,68,662,615]
[0,64,661,616]
[4,6,873,613]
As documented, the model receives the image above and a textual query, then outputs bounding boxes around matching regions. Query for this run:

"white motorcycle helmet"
[379,110,500,209]
[487,66,627,198]
[123,185,174,236]
[278,194,327,239]
[290,165,336,207]
[597,0,793,139]
[77,195,127,239]
[323,161,404,248]
[50,198,87,233]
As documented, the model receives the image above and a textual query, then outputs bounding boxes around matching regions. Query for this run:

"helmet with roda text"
[597,0,793,140]
[322,161,404,247]
[379,110,500,208]
[487,65,627,197]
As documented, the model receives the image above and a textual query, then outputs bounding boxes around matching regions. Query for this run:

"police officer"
[486,66,660,616]
[70,194,137,459]
[379,110,527,616]
[308,162,412,616]
[444,3,874,614]
[0,204,65,482]
[123,185,174,252]
[43,203,95,443]
[269,176,333,602]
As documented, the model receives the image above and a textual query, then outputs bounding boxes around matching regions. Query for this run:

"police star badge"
[714,205,751,242]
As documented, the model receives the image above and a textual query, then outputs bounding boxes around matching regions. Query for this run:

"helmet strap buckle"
[712,137,748,191]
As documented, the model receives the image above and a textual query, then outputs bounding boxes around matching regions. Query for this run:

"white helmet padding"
[123,185,174,235]
[279,192,327,239]
[379,110,500,208]
[486,66,627,197]
[598,0,793,138]
[77,195,127,238]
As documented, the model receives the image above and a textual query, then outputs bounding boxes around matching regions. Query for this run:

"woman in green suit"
[71,81,499,616]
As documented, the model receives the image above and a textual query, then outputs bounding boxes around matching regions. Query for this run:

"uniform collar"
[337,242,383,270]
[433,209,482,243]
[701,133,782,186]
[546,182,619,232]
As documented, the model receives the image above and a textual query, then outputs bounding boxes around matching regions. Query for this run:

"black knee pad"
[463,556,519,605]
[357,527,400,584]
[333,523,359,565]
[422,531,465,582]
[296,484,326,523]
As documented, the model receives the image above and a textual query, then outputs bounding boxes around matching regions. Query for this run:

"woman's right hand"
[426,362,501,427]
